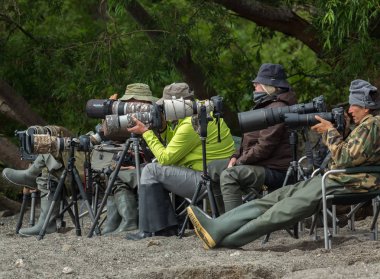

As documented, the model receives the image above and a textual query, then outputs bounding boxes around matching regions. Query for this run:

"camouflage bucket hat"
[156,82,194,105]
[119,83,154,102]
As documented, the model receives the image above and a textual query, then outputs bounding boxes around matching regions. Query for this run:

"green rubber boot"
[112,189,138,233]
[18,193,58,236]
[2,154,62,189]
[101,196,122,235]
[187,203,263,249]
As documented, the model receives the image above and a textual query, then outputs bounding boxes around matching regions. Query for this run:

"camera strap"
[140,140,154,163]
[301,129,314,176]
[319,152,332,172]
[47,173,59,201]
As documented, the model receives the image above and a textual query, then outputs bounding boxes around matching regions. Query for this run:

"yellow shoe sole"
[187,206,216,249]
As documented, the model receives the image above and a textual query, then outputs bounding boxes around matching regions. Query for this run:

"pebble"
[230,251,241,257]
[147,240,161,247]
[62,244,72,252]
[15,259,24,268]
[62,266,74,274]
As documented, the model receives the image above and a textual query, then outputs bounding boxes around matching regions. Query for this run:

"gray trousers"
[138,163,204,232]
[36,154,63,194]
[211,176,352,247]
[140,163,203,199]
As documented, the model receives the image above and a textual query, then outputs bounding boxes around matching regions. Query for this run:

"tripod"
[87,133,141,237]
[178,105,219,238]
[282,129,309,187]
[37,140,100,240]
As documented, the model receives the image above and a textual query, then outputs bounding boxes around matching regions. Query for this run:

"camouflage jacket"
[323,114,380,189]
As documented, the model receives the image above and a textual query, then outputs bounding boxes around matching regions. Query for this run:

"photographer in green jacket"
[126,82,235,240]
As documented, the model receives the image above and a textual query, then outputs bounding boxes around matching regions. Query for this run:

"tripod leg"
[29,191,38,226]
[60,197,76,228]
[72,166,100,235]
[132,138,141,189]
[70,170,81,236]
[93,182,100,215]
[37,169,67,240]
[178,181,205,238]
[87,175,114,237]
[205,180,219,218]
[15,191,30,234]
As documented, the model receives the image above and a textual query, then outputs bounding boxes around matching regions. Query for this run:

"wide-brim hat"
[119,83,154,102]
[156,82,194,105]
[252,63,290,89]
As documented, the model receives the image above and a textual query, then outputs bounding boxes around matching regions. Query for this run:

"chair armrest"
[342,166,380,174]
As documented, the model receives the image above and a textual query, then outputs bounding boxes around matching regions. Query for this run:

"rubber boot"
[187,203,263,249]
[2,154,61,189]
[101,196,122,235]
[112,189,138,233]
[18,193,58,236]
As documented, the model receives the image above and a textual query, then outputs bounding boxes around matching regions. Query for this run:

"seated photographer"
[208,63,297,213]
[1,84,155,236]
[98,83,157,235]
[2,126,72,236]
[187,79,380,249]
[126,82,236,240]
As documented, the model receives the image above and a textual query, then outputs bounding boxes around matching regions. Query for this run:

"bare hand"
[227,157,237,168]
[311,115,334,134]
[127,116,149,134]
[109,93,118,100]
[120,166,136,170]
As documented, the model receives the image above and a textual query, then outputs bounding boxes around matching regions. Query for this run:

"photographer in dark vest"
[208,63,297,212]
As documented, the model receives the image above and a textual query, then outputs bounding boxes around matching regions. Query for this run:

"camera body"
[284,107,345,131]
[15,130,38,161]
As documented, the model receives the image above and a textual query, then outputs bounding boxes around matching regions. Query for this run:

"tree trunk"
[0,80,47,126]
[211,0,323,55]
[0,136,29,169]
[124,0,239,133]
[0,81,48,168]
[0,195,21,215]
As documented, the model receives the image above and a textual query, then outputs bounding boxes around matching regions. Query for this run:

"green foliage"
[316,0,380,80]
[0,0,379,139]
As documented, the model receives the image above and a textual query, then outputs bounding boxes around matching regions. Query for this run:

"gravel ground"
[1,210,380,279]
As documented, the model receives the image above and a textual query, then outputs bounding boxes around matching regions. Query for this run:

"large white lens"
[163,99,194,121]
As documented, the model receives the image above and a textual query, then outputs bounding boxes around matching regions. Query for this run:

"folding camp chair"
[316,166,380,249]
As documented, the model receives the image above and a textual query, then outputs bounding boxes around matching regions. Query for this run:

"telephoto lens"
[86,99,154,119]
[29,134,63,155]
[102,112,154,136]
[238,95,326,133]
[283,112,334,129]
[162,98,214,121]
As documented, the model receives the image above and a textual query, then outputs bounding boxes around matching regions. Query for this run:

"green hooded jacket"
[143,116,235,171]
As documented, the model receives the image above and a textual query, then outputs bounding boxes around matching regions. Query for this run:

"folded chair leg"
[332,205,338,236]
[370,198,380,240]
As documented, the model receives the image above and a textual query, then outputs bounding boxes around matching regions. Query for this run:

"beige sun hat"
[119,83,154,102]
[156,82,194,105]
